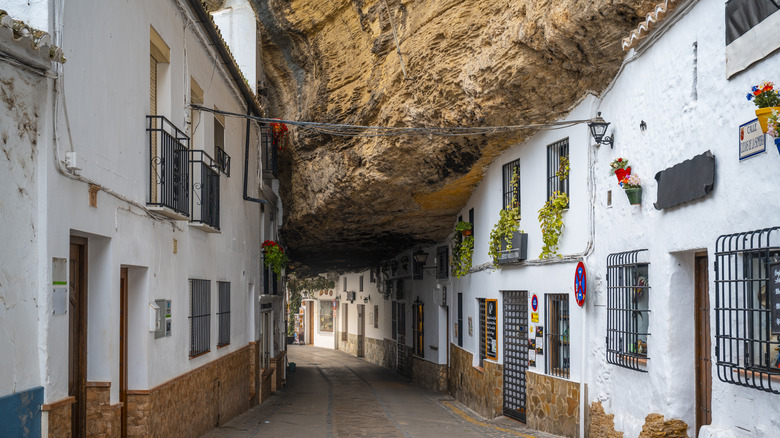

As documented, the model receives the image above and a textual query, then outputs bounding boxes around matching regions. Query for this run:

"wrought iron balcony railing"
[147,116,190,219]
[190,150,220,231]
[262,128,278,179]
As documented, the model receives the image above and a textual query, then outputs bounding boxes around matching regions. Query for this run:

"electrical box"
[149,302,160,332]
[164,300,172,337]
[154,299,167,339]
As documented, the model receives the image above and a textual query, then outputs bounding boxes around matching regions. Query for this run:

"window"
[469,208,475,241]
[319,300,333,332]
[342,305,349,342]
[478,298,486,366]
[457,293,463,347]
[546,139,569,201]
[373,305,379,329]
[397,302,406,338]
[606,249,650,371]
[359,275,364,292]
[189,279,210,357]
[546,294,569,378]
[190,79,203,142]
[217,281,230,347]
[436,246,449,279]
[715,227,780,393]
[343,277,347,292]
[392,301,397,340]
[503,159,520,210]
[213,110,230,176]
[413,299,424,356]
[725,1,780,78]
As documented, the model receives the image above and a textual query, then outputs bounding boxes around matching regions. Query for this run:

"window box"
[497,232,528,264]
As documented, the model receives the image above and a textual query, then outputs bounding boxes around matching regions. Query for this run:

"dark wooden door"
[69,237,87,438]
[357,305,365,357]
[120,268,128,438]
[695,254,712,435]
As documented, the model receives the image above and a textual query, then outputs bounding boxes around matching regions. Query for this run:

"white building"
[0,0,286,436]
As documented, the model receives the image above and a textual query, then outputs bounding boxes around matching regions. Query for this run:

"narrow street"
[202,345,562,438]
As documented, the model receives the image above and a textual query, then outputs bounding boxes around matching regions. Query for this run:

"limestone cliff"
[252,0,656,272]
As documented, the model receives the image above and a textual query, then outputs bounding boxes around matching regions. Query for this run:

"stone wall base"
[86,382,121,437]
[526,372,587,438]
[410,356,447,392]
[42,395,74,438]
[447,344,503,419]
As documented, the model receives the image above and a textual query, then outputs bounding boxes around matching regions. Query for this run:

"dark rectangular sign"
[654,150,715,210]
[770,262,780,335]
[486,299,498,360]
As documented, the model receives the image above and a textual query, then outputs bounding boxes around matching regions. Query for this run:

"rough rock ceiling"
[251,0,657,274]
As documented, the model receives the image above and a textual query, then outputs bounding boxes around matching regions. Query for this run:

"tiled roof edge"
[0,10,65,65]
[621,0,680,52]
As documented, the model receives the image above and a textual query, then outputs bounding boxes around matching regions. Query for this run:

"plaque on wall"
[654,150,715,210]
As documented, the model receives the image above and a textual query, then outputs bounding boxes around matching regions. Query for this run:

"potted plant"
[270,120,288,151]
[767,109,780,153]
[452,233,473,278]
[455,220,473,237]
[488,170,526,265]
[620,174,642,205]
[610,157,630,183]
[262,240,289,277]
[747,81,780,134]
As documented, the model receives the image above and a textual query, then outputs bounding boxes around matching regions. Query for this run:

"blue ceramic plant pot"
[775,137,780,154]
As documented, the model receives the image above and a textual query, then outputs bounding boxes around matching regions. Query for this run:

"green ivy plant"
[537,156,570,259]
[489,170,522,265]
[452,234,474,278]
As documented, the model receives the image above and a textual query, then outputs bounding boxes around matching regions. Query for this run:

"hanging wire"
[190,104,591,138]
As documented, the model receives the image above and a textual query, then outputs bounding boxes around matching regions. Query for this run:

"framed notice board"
[486,299,498,360]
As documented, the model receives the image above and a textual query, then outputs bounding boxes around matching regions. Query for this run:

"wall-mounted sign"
[531,312,539,323]
[654,150,715,210]
[531,294,538,312]
[770,262,780,335]
[739,119,765,161]
[575,262,587,307]
[486,299,498,360]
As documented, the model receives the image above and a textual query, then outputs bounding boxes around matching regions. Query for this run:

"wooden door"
[503,291,528,423]
[695,254,712,435]
[308,304,313,344]
[69,237,87,438]
[119,268,128,438]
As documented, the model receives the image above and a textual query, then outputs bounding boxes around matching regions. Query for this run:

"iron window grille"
[217,281,230,347]
[392,301,398,340]
[215,146,231,176]
[606,249,650,371]
[147,115,190,216]
[360,275,364,291]
[436,246,449,279]
[715,227,780,394]
[546,138,569,201]
[190,150,220,230]
[189,279,211,357]
[503,159,520,210]
[262,127,278,179]
[374,305,379,329]
[342,305,349,342]
[479,298,486,366]
[413,299,424,356]
[546,294,570,379]
[457,293,463,347]
[397,302,406,337]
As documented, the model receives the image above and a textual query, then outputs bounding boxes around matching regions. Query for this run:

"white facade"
[0,0,283,434]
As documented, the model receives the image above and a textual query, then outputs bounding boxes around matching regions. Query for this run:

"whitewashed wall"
[585,0,780,436]
[34,0,268,406]
[0,42,49,399]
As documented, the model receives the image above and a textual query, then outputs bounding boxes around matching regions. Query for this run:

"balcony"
[262,128,278,180]
[147,116,190,220]
[190,150,221,232]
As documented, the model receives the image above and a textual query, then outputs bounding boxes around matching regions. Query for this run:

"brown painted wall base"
[447,345,503,419]
[260,368,274,403]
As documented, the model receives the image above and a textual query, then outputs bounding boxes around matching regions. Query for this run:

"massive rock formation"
[252,0,657,273]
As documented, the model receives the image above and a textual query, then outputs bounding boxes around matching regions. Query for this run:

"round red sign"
[574,262,587,307]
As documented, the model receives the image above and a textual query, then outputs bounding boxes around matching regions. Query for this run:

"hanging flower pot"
[624,187,642,205]
[615,166,631,184]
[756,107,780,134]
[461,229,473,237]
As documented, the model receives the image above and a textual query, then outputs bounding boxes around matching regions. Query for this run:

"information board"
[486,299,498,360]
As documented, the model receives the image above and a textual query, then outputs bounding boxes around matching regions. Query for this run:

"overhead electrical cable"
[190,105,592,138]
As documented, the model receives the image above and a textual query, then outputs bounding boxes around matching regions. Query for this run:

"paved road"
[202,345,562,438]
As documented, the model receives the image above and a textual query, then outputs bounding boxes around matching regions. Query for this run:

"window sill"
[473,365,484,374]
[189,350,210,359]
[189,222,221,234]
[733,368,780,383]
[217,342,231,349]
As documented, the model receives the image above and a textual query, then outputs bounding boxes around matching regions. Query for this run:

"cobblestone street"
[202,345,563,438]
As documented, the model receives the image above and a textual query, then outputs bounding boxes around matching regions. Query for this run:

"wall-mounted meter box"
[149,302,161,332]
[164,300,172,337]
[154,299,167,339]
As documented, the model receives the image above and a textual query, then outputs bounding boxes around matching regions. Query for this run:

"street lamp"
[588,112,614,148]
